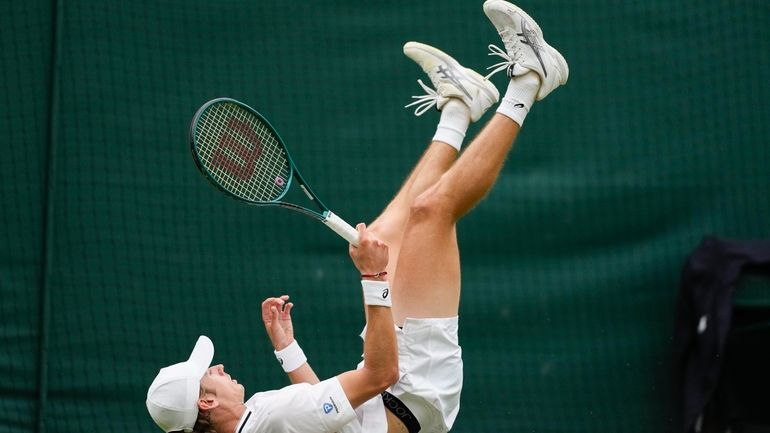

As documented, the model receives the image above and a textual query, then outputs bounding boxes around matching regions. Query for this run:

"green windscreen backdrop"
[1,1,769,432]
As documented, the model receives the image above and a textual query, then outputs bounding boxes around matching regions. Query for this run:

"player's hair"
[192,411,216,433]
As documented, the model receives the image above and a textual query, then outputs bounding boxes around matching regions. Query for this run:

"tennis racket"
[189,97,360,246]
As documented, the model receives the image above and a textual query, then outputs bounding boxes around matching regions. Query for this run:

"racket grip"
[323,211,360,247]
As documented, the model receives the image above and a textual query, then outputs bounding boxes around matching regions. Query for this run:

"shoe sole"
[483,0,543,37]
[404,41,500,103]
[482,0,568,84]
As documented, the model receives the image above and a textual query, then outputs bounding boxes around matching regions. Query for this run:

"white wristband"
[274,340,307,373]
[361,280,392,307]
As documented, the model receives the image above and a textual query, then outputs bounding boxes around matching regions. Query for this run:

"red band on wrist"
[361,271,388,279]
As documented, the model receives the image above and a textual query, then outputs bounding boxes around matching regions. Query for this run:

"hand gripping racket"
[189,97,360,246]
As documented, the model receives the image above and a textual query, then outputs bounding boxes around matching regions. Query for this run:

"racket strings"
[195,103,291,202]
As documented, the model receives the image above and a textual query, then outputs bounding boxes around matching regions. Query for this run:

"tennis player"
[146,1,568,432]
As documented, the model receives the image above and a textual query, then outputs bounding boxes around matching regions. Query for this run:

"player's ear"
[198,395,219,411]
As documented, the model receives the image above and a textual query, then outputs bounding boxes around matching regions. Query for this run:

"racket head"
[189,98,294,204]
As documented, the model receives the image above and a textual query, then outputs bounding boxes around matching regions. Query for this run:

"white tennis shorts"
[360,316,463,433]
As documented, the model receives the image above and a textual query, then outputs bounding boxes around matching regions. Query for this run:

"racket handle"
[323,211,360,247]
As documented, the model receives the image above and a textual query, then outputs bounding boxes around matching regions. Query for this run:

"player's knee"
[410,187,454,222]
[367,219,401,248]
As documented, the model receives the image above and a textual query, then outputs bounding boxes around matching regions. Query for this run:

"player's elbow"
[383,364,400,387]
[376,367,400,392]
[366,364,399,392]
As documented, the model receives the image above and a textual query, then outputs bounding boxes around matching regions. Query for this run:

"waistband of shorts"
[381,391,421,433]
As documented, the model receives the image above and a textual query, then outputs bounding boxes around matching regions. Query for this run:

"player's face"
[200,364,245,405]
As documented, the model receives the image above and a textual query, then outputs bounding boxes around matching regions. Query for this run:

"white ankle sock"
[496,72,539,127]
[432,99,470,151]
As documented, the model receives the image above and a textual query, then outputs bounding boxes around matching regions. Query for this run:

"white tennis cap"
[146,336,215,432]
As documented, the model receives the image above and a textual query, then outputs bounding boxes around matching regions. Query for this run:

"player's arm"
[285,361,319,385]
[262,296,320,385]
[337,224,399,408]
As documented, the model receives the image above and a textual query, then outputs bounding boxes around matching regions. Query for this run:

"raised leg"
[389,1,570,324]
[390,114,520,324]
[367,142,457,282]
[368,42,499,286]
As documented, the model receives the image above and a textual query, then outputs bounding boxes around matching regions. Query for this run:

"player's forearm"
[274,339,320,384]
[358,276,398,384]
[337,278,399,408]
[287,362,320,385]
[361,304,399,387]
[340,224,397,406]
[338,304,399,408]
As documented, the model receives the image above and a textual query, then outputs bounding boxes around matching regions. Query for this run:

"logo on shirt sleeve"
[322,396,340,415]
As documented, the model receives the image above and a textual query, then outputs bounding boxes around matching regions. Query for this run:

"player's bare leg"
[367,144,456,280]
[391,1,569,324]
[367,42,499,284]
[390,115,519,323]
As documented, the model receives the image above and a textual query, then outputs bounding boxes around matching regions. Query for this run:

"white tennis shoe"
[483,0,569,100]
[404,42,499,122]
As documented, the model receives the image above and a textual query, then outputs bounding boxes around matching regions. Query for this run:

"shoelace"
[485,31,523,79]
[404,79,440,116]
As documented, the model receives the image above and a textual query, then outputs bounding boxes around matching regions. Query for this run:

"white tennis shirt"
[233,377,387,433]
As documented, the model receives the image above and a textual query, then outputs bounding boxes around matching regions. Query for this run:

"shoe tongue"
[435,82,464,99]
[506,63,531,78]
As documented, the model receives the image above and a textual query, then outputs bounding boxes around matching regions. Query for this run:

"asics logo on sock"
[517,18,547,77]
[436,65,472,98]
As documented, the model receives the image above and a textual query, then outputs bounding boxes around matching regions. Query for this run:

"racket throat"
[299,184,315,201]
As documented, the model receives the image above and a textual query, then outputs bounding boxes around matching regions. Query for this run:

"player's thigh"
[391,216,460,324]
